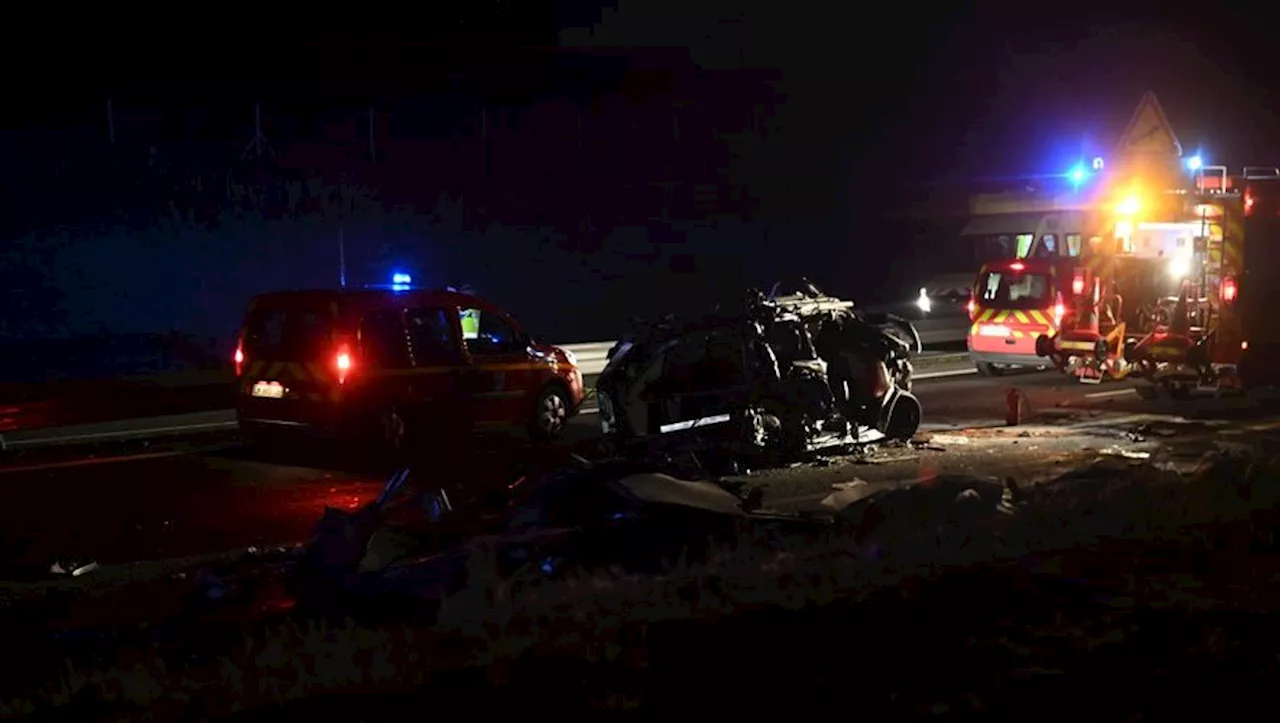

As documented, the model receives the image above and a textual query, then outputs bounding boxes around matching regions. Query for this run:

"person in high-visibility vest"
[459,308,480,340]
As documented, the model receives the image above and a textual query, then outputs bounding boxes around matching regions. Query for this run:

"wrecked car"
[293,455,831,620]
[595,280,923,467]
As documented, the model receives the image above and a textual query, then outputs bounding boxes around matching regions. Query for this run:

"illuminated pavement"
[0,368,1275,577]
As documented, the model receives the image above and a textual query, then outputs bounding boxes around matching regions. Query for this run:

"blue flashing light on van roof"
[1186,155,1203,171]
[392,272,412,285]
[1068,164,1087,185]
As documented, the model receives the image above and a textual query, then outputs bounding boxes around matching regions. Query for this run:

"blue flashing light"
[391,272,412,285]
[1186,155,1203,171]
[1068,165,1087,184]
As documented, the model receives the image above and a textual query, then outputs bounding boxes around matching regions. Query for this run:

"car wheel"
[529,386,570,442]
[975,362,1001,377]
[381,408,408,451]
[884,392,922,441]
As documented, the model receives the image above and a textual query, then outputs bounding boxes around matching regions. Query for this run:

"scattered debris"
[50,559,99,577]
[831,479,867,490]
[1099,446,1152,460]
[931,435,971,446]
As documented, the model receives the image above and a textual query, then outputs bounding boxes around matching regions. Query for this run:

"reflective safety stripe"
[972,307,1054,327]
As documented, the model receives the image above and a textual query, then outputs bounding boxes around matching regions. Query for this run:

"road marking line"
[0,450,192,475]
[3,421,239,450]
[1084,389,1136,399]
[915,367,978,380]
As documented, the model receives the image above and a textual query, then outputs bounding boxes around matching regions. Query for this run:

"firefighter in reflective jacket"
[460,308,480,340]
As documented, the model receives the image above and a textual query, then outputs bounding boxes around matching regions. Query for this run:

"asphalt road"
[0,367,1275,578]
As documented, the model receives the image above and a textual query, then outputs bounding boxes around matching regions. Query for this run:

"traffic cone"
[1005,387,1028,426]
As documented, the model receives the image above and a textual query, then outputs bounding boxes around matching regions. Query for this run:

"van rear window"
[244,305,333,361]
[977,271,1052,309]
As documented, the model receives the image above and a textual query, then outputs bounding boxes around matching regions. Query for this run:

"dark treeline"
[4,46,790,240]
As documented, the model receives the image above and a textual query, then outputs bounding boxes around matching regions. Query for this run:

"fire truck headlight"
[916,288,932,314]
[1168,254,1192,279]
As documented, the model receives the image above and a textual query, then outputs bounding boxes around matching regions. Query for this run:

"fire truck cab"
[1037,166,1280,396]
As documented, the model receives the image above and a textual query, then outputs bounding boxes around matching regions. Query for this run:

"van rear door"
[970,267,1057,358]
[238,300,339,424]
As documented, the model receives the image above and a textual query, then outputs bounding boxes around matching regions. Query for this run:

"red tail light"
[1245,191,1255,216]
[1071,270,1085,296]
[334,344,353,384]
[1053,301,1066,326]
[1222,276,1238,303]
[1009,261,1025,271]
[966,298,977,320]
[233,342,245,376]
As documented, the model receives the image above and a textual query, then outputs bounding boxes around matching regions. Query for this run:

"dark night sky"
[10,4,1274,187]
[4,2,1280,346]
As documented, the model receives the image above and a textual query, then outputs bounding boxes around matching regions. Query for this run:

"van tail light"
[1071,269,1085,296]
[233,342,245,376]
[966,297,977,320]
[1221,276,1238,303]
[1052,295,1066,327]
[334,345,353,384]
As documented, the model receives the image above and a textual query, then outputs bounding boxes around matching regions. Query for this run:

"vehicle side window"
[459,307,521,355]
[406,307,457,365]
[1066,234,1083,257]
[360,309,411,369]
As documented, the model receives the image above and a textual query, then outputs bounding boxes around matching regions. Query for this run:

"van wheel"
[529,386,570,442]
[975,362,1002,377]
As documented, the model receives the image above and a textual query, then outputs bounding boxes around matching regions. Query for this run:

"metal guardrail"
[558,315,970,376]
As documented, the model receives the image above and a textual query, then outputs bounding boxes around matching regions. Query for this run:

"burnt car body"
[594,282,923,466]
[292,456,831,620]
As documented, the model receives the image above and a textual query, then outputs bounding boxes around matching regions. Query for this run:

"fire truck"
[1036,166,1280,397]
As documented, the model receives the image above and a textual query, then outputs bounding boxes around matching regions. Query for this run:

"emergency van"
[966,258,1071,375]
[233,287,585,450]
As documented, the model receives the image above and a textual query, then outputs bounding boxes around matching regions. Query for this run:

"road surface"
[0,368,1274,578]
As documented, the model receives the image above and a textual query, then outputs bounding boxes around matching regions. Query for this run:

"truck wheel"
[529,385,570,442]
[975,362,1001,377]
